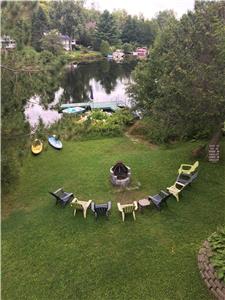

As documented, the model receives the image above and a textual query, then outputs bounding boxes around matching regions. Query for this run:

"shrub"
[100,40,110,56]
[47,109,134,140]
[208,227,225,282]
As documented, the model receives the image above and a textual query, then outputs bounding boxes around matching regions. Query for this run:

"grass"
[63,50,103,63]
[2,136,225,300]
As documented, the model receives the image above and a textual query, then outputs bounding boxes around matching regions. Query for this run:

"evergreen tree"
[31,6,49,51]
[121,15,138,44]
[96,10,119,46]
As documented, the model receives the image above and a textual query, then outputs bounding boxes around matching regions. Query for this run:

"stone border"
[198,240,225,299]
[110,166,131,187]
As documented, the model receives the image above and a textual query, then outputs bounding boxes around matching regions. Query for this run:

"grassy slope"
[2,137,225,300]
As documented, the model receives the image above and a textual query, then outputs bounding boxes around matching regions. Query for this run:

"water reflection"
[25,60,136,127]
[62,60,137,104]
[24,88,63,128]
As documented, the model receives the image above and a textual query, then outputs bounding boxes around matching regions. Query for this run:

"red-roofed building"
[135,47,148,58]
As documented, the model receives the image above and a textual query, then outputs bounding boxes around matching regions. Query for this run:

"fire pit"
[110,161,131,187]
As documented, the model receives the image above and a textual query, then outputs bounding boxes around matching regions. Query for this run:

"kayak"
[31,139,43,155]
[48,135,63,150]
[62,107,85,114]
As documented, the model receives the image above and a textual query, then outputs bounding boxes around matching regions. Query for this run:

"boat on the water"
[31,139,43,155]
[48,135,63,150]
[62,107,85,114]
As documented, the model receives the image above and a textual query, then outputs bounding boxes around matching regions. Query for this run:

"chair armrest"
[54,187,63,194]
[176,181,186,187]
[87,200,92,207]
[70,198,78,206]
[61,193,73,201]
[160,190,170,197]
[117,203,123,212]
[91,202,95,212]
[107,201,112,211]
[133,201,138,210]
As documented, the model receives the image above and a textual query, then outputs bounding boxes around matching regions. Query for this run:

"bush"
[100,40,110,56]
[46,109,134,140]
[208,227,225,282]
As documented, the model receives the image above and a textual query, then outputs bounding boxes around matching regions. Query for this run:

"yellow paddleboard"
[31,139,43,155]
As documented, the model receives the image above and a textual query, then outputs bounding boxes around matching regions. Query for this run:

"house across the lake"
[43,31,77,51]
[112,49,124,62]
[134,47,148,59]
[60,35,77,51]
[0,35,16,50]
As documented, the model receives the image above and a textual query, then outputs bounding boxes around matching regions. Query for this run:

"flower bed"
[198,227,225,299]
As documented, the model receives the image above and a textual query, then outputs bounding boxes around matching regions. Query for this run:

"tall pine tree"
[31,6,48,51]
[96,10,119,46]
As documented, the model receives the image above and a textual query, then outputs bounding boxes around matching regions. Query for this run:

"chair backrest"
[192,161,199,172]
[49,191,59,200]
[72,201,83,210]
[123,205,135,214]
[95,204,108,215]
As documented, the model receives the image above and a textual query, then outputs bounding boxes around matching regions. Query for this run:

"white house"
[60,35,77,51]
[0,35,16,50]
[112,49,124,62]
[44,32,76,51]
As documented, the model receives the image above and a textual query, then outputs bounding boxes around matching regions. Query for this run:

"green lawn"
[2,137,225,300]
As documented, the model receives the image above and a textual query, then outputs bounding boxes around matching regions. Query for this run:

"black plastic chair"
[148,190,171,211]
[176,172,198,186]
[91,201,112,219]
[49,188,73,207]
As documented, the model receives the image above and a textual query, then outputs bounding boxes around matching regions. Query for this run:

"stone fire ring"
[198,240,225,299]
[110,166,131,187]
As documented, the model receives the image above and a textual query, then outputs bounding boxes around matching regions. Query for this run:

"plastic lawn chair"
[71,198,92,219]
[178,161,199,175]
[91,201,112,219]
[117,201,138,221]
[49,188,73,207]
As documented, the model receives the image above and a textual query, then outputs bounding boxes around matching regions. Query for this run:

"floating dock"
[60,101,127,112]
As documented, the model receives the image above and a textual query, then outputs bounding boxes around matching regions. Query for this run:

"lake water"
[25,60,137,128]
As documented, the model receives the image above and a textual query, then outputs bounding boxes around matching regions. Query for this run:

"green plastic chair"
[117,202,138,221]
[167,182,186,202]
[178,161,199,175]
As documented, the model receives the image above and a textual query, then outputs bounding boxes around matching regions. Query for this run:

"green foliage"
[121,15,156,46]
[96,10,120,46]
[208,227,225,282]
[1,48,65,194]
[99,40,110,56]
[49,0,85,39]
[47,109,134,140]
[40,30,63,55]
[122,43,134,53]
[129,1,225,142]
[31,5,49,51]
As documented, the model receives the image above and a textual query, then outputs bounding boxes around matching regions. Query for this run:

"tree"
[31,5,49,51]
[49,0,85,39]
[122,43,133,53]
[121,15,138,44]
[96,10,120,46]
[154,10,176,31]
[100,40,110,56]
[129,1,225,142]
[40,30,63,55]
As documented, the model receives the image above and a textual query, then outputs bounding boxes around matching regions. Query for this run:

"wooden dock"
[60,101,127,112]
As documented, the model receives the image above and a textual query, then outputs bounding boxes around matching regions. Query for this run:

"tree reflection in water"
[62,60,137,103]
